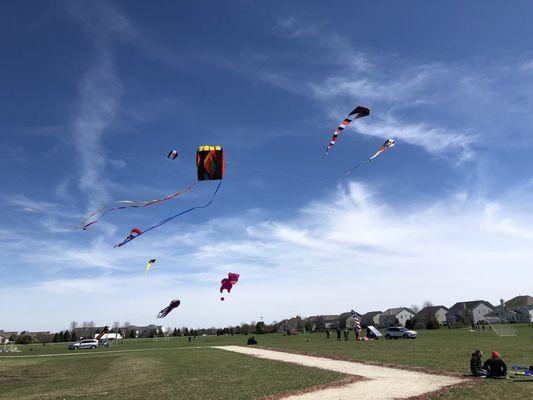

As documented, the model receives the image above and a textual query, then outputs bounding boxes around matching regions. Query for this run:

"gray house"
[379,308,415,327]
[483,299,520,324]
[446,300,494,326]
[504,295,533,323]
[415,306,448,327]
[360,311,382,328]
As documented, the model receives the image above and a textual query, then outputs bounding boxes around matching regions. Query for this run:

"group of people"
[326,327,351,341]
[325,327,377,341]
[470,350,508,378]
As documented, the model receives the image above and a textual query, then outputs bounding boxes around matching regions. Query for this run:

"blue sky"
[2,1,533,331]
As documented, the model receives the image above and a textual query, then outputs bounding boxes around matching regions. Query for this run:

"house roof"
[449,300,494,312]
[382,307,414,316]
[415,306,448,317]
[307,315,339,322]
[485,308,519,317]
[505,295,533,307]
[362,311,382,317]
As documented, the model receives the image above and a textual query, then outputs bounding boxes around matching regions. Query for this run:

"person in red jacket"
[483,351,508,378]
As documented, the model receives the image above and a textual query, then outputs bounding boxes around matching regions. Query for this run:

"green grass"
[257,324,533,399]
[0,344,343,399]
[1,325,531,399]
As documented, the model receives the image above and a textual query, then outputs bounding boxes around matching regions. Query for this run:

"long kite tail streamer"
[83,181,198,230]
[325,106,370,155]
[74,204,108,230]
[115,180,223,248]
[344,138,395,175]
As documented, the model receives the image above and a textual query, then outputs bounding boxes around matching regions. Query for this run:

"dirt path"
[215,346,465,400]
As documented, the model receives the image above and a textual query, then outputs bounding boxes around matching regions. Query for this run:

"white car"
[68,339,98,350]
[384,327,417,339]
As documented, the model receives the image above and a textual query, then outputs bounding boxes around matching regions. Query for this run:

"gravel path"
[215,346,465,400]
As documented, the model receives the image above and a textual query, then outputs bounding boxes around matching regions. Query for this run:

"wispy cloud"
[68,1,139,208]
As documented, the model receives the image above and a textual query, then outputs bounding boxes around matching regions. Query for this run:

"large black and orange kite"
[197,145,224,181]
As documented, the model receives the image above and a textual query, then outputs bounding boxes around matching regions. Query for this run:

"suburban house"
[379,308,415,327]
[277,317,303,332]
[361,311,382,328]
[415,306,448,327]
[504,295,533,323]
[483,299,520,324]
[307,315,340,330]
[446,300,494,326]
[0,331,18,343]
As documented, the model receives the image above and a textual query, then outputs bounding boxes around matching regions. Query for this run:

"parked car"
[68,339,98,350]
[384,327,417,339]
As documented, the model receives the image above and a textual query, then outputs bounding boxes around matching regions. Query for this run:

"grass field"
[1,325,531,399]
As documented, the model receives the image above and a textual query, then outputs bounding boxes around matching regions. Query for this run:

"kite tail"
[84,181,198,230]
[115,180,223,248]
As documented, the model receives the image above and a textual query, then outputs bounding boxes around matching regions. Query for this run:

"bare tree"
[88,321,96,338]
[124,321,131,337]
[82,321,90,338]
[422,300,434,309]
[410,304,420,314]
[113,321,120,348]
[70,321,78,333]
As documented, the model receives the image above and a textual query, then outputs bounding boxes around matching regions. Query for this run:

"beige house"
[415,306,448,327]
[379,308,414,327]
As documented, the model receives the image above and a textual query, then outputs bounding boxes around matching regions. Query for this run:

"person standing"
[336,327,341,341]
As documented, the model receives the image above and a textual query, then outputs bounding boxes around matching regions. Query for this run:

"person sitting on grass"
[247,336,257,345]
[470,350,488,377]
[483,351,508,378]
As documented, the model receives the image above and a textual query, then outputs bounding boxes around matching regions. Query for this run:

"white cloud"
[3,181,533,331]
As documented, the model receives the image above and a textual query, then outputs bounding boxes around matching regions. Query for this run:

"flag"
[351,309,362,334]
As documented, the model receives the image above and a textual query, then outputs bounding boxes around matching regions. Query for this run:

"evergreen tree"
[53,333,59,343]
[63,330,71,342]
[58,331,65,342]
[255,321,265,334]
[71,330,78,341]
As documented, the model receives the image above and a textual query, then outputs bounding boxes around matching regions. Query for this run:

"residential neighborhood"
[2,294,532,346]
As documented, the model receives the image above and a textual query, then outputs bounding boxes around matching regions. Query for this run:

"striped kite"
[325,106,370,155]
[345,138,395,175]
